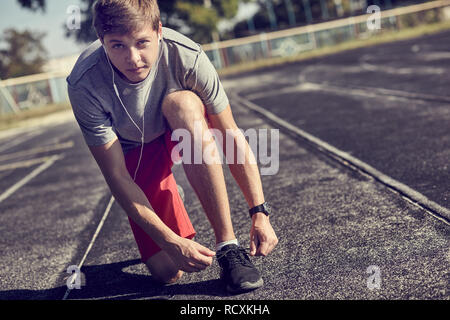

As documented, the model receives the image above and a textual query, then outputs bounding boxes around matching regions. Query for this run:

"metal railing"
[0,71,69,115]
[203,0,450,69]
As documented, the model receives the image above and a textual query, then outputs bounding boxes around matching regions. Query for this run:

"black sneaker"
[216,244,264,294]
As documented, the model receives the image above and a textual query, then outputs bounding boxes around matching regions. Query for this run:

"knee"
[145,251,184,285]
[151,269,184,285]
[162,90,205,123]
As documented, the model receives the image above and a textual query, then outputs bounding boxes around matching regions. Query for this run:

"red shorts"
[124,131,196,263]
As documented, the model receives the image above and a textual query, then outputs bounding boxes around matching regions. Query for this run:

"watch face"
[263,202,271,214]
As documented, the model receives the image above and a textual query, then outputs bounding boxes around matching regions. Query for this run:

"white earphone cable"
[103,34,162,181]
[105,50,145,181]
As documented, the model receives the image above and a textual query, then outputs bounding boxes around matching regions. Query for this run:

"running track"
[0,30,448,301]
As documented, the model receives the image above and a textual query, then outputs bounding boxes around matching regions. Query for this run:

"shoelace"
[216,246,253,268]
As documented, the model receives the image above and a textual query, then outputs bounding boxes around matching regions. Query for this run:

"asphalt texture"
[0,30,449,301]
[234,30,450,209]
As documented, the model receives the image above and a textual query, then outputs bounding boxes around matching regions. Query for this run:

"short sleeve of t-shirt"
[68,84,117,146]
[185,49,229,115]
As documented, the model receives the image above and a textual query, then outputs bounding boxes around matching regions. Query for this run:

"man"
[67,0,277,294]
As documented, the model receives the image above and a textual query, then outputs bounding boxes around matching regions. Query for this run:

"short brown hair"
[93,0,160,39]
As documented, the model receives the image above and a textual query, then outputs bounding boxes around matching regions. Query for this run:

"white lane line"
[0,154,63,204]
[244,85,301,101]
[63,195,115,300]
[0,129,44,153]
[0,156,62,172]
[420,52,450,61]
[231,91,450,225]
[360,62,445,75]
[244,80,450,104]
[0,141,74,162]
[313,82,450,103]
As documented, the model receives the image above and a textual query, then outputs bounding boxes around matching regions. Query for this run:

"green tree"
[0,28,48,79]
[16,0,45,12]
[232,0,431,38]
[166,0,244,42]
[16,0,439,44]
[17,0,243,44]
[68,0,243,44]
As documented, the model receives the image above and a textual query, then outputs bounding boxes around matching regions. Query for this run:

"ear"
[158,21,163,40]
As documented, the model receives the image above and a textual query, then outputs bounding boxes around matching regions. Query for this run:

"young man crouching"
[67,0,277,294]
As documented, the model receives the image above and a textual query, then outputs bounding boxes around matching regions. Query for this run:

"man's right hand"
[88,139,215,273]
[164,237,216,273]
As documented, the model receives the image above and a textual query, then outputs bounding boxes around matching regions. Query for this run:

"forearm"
[227,133,265,208]
[208,105,266,208]
[105,173,179,249]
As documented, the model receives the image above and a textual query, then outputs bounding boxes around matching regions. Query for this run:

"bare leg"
[162,91,236,244]
[146,250,183,284]
[208,106,265,208]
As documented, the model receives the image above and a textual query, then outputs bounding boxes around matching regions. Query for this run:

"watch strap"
[249,202,270,218]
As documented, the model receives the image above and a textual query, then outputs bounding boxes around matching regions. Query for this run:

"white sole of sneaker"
[227,278,264,294]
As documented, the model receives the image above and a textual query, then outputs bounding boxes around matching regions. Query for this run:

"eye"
[112,43,124,49]
[137,40,150,47]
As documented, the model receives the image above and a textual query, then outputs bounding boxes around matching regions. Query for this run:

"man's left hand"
[249,213,278,256]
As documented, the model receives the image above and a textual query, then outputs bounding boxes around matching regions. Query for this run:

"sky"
[0,0,258,60]
[0,0,89,58]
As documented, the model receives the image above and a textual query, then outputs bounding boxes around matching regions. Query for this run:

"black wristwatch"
[249,202,271,218]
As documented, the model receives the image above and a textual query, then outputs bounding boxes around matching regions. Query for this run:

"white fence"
[203,0,450,68]
[0,71,69,115]
[1,0,449,115]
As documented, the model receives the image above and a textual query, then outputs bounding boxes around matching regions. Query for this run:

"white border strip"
[0,141,74,162]
[231,91,450,224]
[0,129,44,153]
[63,195,115,300]
[0,156,62,172]
[0,154,63,204]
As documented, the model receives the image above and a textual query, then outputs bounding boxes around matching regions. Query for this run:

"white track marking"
[0,129,44,153]
[0,156,62,172]
[360,62,445,75]
[0,141,74,162]
[420,52,450,61]
[0,154,63,204]
[245,80,450,104]
[360,52,448,74]
[231,91,450,224]
[63,195,115,300]
[244,84,302,101]
[299,82,450,103]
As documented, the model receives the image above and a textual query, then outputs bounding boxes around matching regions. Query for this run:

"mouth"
[127,66,147,73]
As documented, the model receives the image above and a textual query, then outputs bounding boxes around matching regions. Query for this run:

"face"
[102,23,162,83]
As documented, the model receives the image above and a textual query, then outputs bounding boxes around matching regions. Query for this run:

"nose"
[126,47,141,66]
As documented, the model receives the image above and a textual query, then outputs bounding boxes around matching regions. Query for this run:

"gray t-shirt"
[67,27,229,154]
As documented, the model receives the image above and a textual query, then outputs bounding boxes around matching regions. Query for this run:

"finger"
[184,260,208,273]
[181,263,200,273]
[250,233,258,256]
[269,237,279,254]
[264,243,275,256]
[196,245,216,257]
[194,254,213,267]
[261,238,275,255]
[192,260,211,271]
[256,240,270,256]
